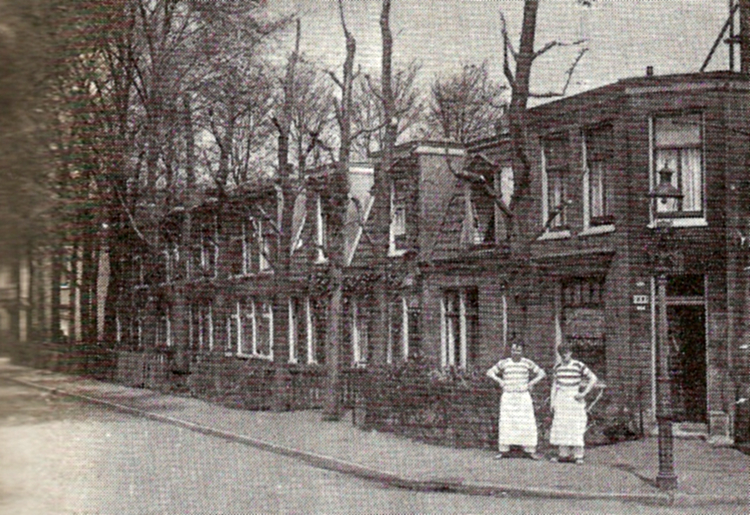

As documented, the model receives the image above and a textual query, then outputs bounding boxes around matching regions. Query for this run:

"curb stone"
[7,375,748,508]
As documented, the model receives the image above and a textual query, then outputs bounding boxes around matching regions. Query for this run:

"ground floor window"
[193,301,213,352]
[134,308,145,350]
[387,296,410,364]
[561,277,606,378]
[155,305,171,348]
[350,296,374,366]
[238,299,274,359]
[440,288,479,369]
[288,297,318,364]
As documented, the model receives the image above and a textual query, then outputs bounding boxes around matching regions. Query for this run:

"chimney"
[646,66,654,77]
[741,0,750,74]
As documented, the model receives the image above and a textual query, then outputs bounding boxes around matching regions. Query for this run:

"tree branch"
[530,47,588,98]
[533,38,587,60]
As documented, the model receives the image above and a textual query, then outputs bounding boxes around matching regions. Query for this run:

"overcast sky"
[271,0,733,100]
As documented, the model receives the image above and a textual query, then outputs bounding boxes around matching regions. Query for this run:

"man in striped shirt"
[486,342,546,459]
[549,343,598,464]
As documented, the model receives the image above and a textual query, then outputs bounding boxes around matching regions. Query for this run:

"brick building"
[109,70,750,446]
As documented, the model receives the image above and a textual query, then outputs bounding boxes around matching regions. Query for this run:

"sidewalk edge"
[9,375,748,508]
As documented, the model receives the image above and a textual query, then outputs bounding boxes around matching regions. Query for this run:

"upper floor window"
[315,194,328,263]
[389,182,407,256]
[440,288,479,369]
[195,216,218,278]
[584,125,615,228]
[652,113,704,219]
[542,136,570,231]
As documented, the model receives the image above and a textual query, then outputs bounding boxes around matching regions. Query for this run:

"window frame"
[542,136,571,233]
[583,124,616,230]
[238,298,274,360]
[650,112,706,224]
[389,181,408,257]
[315,194,328,264]
[440,288,478,369]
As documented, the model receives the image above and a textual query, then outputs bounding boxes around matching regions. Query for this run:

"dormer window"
[389,182,407,256]
[258,219,271,272]
[315,194,328,263]
[542,136,570,231]
[199,216,218,277]
[651,113,704,220]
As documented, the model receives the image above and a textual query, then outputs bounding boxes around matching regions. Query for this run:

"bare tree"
[352,61,422,159]
[429,62,507,143]
[322,0,357,421]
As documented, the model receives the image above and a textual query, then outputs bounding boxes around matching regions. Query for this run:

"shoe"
[549,456,559,463]
[493,453,508,460]
[527,453,542,461]
[574,458,584,465]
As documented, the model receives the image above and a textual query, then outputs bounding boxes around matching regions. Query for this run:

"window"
[440,288,479,369]
[315,195,328,263]
[463,182,496,246]
[652,113,704,218]
[350,297,374,366]
[584,125,615,227]
[228,216,245,276]
[239,299,274,359]
[227,301,240,353]
[288,297,318,364]
[133,255,145,286]
[258,220,272,272]
[135,308,145,349]
[241,217,254,275]
[387,296,409,364]
[195,301,213,352]
[561,277,606,378]
[389,182,407,256]
[542,137,569,230]
[155,305,171,348]
[198,216,218,277]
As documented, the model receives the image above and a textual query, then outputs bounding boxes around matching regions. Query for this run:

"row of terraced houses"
[3,70,750,448]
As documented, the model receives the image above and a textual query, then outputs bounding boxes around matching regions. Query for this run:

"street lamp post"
[647,166,681,491]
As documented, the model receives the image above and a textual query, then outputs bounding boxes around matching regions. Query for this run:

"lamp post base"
[656,472,678,491]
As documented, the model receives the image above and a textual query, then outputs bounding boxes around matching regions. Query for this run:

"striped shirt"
[490,358,543,392]
[554,359,593,388]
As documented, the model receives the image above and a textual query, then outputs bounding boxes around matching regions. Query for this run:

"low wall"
[357,361,640,451]
[114,351,326,411]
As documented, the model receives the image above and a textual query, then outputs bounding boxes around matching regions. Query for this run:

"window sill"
[236,353,273,361]
[648,218,707,229]
[388,248,407,258]
[537,229,572,241]
[580,224,616,237]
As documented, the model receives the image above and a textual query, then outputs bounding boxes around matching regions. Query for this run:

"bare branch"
[533,38,587,60]
[530,47,588,98]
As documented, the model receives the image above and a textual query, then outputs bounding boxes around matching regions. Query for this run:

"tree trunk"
[324,0,356,421]
[277,18,300,180]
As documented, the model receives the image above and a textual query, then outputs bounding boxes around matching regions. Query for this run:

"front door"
[667,304,707,423]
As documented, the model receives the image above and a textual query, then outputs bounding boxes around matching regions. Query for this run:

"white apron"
[498,390,538,448]
[549,386,587,447]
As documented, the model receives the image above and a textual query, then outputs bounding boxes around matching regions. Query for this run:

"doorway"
[666,304,707,423]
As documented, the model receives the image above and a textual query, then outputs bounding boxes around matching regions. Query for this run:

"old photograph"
[0,1,748,513]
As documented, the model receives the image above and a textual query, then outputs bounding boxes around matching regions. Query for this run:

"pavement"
[1,358,748,508]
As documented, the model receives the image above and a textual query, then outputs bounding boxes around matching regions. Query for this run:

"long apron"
[549,386,587,447]
[498,390,538,448]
